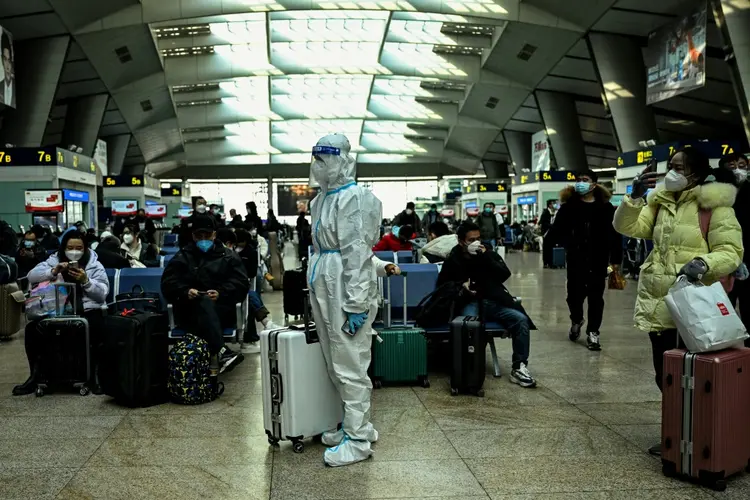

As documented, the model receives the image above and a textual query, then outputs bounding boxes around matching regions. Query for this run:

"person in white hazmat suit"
[307,134,385,467]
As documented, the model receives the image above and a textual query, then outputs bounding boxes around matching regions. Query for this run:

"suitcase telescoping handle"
[385,270,409,328]
[302,288,319,343]
[53,282,77,316]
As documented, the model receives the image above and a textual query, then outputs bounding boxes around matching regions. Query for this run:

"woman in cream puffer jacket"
[614,149,743,397]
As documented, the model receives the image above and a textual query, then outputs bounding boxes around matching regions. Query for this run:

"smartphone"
[197,291,208,295]
[645,158,657,173]
[69,261,79,270]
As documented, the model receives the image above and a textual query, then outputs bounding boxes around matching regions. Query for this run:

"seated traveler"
[95,235,133,269]
[16,230,47,277]
[161,215,248,375]
[372,224,414,252]
[437,222,537,388]
[13,230,109,396]
[217,228,280,354]
[419,221,458,263]
[121,226,160,268]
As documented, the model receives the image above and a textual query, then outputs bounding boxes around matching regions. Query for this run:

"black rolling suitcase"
[35,283,91,397]
[449,315,486,397]
[283,269,307,321]
[100,310,169,407]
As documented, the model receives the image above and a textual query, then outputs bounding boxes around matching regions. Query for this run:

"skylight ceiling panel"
[224,121,278,154]
[270,18,388,43]
[212,44,278,76]
[371,77,466,100]
[360,133,442,155]
[272,153,316,164]
[380,43,476,79]
[362,120,418,134]
[387,20,456,45]
[271,75,373,95]
[271,119,363,153]
[218,77,279,120]
[368,95,456,123]
[210,18,268,44]
[271,41,383,74]
[272,93,370,119]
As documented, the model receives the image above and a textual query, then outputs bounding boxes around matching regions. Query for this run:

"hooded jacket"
[372,233,412,252]
[161,241,249,309]
[549,184,622,272]
[27,251,109,311]
[419,234,458,263]
[734,181,750,265]
[613,182,743,332]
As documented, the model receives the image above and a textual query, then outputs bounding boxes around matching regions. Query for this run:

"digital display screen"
[111,200,138,216]
[0,26,16,109]
[145,204,167,218]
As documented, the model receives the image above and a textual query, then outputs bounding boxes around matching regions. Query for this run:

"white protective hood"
[310,134,356,192]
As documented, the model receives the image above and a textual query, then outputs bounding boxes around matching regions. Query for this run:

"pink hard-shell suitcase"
[661,348,750,491]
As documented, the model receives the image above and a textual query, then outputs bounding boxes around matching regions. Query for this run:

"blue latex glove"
[344,311,368,336]
[735,263,749,281]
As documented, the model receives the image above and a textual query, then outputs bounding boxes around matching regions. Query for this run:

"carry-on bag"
[35,283,91,397]
[450,315,486,397]
[0,282,25,338]
[113,284,163,314]
[661,348,750,491]
[261,291,341,453]
[665,276,748,353]
[552,247,566,268]
[372,272,429,388]
[282,268,306,320]
[99,310,169,407]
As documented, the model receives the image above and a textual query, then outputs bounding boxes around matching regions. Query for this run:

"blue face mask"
[574,182,592,195]
[24,240,35,248]
[196,239,213,253]
[483,207,493,214]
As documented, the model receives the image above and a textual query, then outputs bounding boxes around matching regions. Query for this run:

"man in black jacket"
[244,201,263,232]
[178,196,213,248]
[392,201,421,235]
[720,153,750,334]
[539,199,555,268]
[548,170,622,351]
[162,215,248,374]
[437,222,537,388]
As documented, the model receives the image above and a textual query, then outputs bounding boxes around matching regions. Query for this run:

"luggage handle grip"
[53,282,77,316]
[302,288,318,344]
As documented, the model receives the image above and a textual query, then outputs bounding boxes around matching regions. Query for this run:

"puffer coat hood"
[613,182,743,332]
[559,184,612,204]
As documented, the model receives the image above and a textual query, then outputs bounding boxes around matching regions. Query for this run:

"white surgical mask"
[123,234,134,245]
[196,204,207,214]
[467,241,482,255]
[664,169,689,192]
[250,229,258,237]
[405,209,413,215]
[735,169,748,184]
[65,250,84,262]
[233,246,241,253]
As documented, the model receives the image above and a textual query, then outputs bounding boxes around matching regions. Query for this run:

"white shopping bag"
[665,276,748,352]
[495,245,506,260]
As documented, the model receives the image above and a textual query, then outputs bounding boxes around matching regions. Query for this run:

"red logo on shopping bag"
[717,303,730,316]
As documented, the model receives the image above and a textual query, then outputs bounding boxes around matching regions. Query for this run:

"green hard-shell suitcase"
[372,272,429,389]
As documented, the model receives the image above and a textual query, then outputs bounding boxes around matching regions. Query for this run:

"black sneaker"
[587,332,602,351]
[219,347,244,374]
[648,443,661,456]
[12,376,37,396]
[569,321,584,342]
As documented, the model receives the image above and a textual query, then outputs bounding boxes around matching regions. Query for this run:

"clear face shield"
[309,145,342,189]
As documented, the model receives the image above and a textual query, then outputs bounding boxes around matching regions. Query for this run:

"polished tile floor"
[0,252,745,499]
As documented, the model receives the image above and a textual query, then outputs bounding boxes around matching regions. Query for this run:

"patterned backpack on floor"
[168,334,224,404]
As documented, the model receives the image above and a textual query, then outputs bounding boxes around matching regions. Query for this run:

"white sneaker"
[587,332,602,351]
[324,437,373,467]
[263,320,283,331]
[321,426,379,447]
[510,363,537,388]
[241,342,261,354]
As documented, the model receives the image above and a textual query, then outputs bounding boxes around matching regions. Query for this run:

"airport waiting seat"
[161,246,179,256]
[159,254,176,268]
[163,234,177,247]
[375,263,507,378]
[374,250,415,264]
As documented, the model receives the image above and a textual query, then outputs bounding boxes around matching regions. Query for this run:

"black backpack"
[0,254,18,285]
[415,281,466,328]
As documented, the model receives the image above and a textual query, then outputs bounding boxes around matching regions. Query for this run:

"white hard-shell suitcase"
[261,294,341,453]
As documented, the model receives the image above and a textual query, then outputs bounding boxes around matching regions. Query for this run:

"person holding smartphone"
[614,148,742,455]
[13,229,109,396]
[161,215,249,376]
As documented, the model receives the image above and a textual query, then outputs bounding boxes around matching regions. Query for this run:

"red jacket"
[372,233,413,252]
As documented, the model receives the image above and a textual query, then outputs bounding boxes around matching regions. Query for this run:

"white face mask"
[405,209,413,215]
[250,229,258,237]
[234,246,242,253]
[195,204,207,214]
[123,234,134,245]
[65,250,84,262]
[467,240,482,255]
[664,169,689,192]
[735,169,748,184]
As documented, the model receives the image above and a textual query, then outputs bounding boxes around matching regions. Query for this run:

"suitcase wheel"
[267,436,280,447]
[450,387,459,396]
[708,480,727,492]
[475,389,485,398]
[79,386,90,396]
[419,376,430,389]
[373,379,383,389]
[35,386,45,397]
[292,440,304,454]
